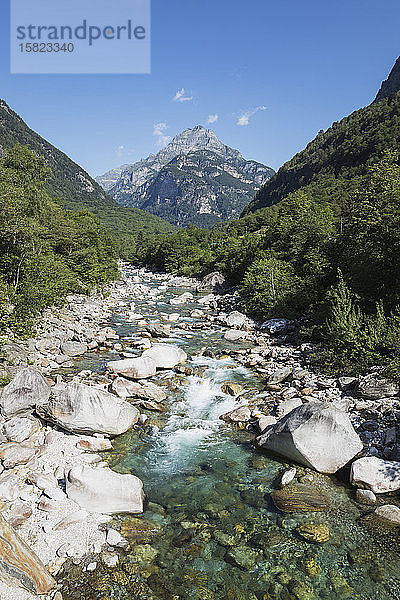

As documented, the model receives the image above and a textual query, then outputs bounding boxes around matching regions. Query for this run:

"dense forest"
[0,145,118,332]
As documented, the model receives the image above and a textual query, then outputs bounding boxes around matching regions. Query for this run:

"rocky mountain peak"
[375,56,400,102]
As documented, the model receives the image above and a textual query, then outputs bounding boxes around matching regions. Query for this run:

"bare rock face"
[66,465,145,514]
[0,367,51,418]
[107,356,157,379]
[142,344,187,369]
[36,382,140,436]
[197,271,227,293]
[375,56,400,102]
[0,513,56,594]
[350,456,400,493]
[255,402,363,474]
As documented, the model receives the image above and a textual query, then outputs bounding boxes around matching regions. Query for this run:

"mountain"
[0,100,175,239]
[244,56,400,215]
[375,56,400,102]
[97,126,274,227]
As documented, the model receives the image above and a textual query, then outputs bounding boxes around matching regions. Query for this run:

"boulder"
[221,383,243,396]
[196,271,227,293]
[280,467,297,487]
[224,330,247,342]
[0,443,36,469]
[106,356,157,379]
[36,382,140,436]
[258,415,277,431]
[3,416,40,443]
[261,319,291,334]
[111,378,167,402]
[355,489,377,505]
[374,505,400,525]
[66,465,144,514]
[350,456,400,493]
[296,523,330,543]
[142,344,187,369]
[220,405,251,423]
[255,402,363,474]
[271,484,330,513]
[225,311,247,328]
[60,341,88,357]
[358,374,399,400]
[277,398,303,418]
[269,367,292,384]
[0,513,56,594]
[0,367,51,418]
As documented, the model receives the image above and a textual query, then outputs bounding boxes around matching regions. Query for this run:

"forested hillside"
[244,88,400,214]
[0,145,118,332]
[0,100,176,248]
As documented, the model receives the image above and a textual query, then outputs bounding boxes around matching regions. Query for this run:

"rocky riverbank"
[0,265,399,599]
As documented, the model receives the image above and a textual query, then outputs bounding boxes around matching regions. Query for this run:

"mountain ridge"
[97,125,274,226]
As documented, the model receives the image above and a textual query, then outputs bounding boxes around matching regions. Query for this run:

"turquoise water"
[60,273,400,600]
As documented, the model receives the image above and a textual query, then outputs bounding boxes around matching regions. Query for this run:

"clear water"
[60,272,400,600]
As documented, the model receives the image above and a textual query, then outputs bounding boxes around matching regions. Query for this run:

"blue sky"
[1,0,400,176]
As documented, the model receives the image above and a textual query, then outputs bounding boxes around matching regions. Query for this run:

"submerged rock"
[350,456,400,493]
[66,465,145,514]
[227,545,259,570]
[142,343,187,369]
[255,402,363,473]
[296,523,330,543]
[37,382,140,435]
[271,484,330,513]
[0,513,56,594]
[221,382,243,396]
[0,367,50,418]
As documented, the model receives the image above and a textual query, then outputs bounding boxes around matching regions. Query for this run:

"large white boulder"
[142,344,187,369]
[350,456,400,493]
[106,356,157,379]
[36,382,140,436]
[0,367,51,418]
[255,402,363,474]
[66,465,144,514]
[225,311,247,328]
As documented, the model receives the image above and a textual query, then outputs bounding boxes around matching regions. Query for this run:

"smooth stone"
[0,443,36,469]
[0,368,51,418]
[106,356,157,379]
[66,465,144,514]
[111,378,167,402]
[142,343,187,369]
[36,382,140,436]
[271,484,330,513]
[355,489,377,505]
[3,417,40,443]
[296,523,330,543]
[276,398,303,418]
[106,528,129,549]
[280,467,297,487]
[224,330,247,342]
[225,311,247,328]
[60,341,88,357]
[269,367,292,384]
[0,513,56,594]
[221,382,243,396]
[255,402,363,474]
[350,456,400,493]
[220,405,251,423]
[374,504,400,525]
[258,415,277,432]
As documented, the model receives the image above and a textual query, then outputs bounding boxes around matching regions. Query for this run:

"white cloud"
[153,122,172,147]
[116,145,125,156]
[207,114,219,124]
[173,88,193,103]
[237,105,267,126]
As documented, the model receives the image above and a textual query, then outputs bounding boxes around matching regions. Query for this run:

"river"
[59,268,400,600]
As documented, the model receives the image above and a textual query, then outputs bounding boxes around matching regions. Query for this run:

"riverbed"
[59,268,400,600]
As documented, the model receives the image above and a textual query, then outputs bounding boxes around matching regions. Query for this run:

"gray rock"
[374,504,400,525]
[36,382,140,436]
[60,341,88,357]
[255,402,363,474]
[338,376,358,391]
[106,528,129,549]
[3,417,40,443]
[268,367,292,384]
[142,343,187,369]
[66,465,144,514]
[0,368,51,418]
[280,467,296,487]
[106,356,157,379]
[358,374,399,400]
[355,489,377,505]
[350,456,400,493]
[197,272,227,293]
[224,330,247,342]
[111,377,167,402]
[276,398,303,418]
[225,311,247,328]
[220,405,251,423]
[260,319,290,334]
